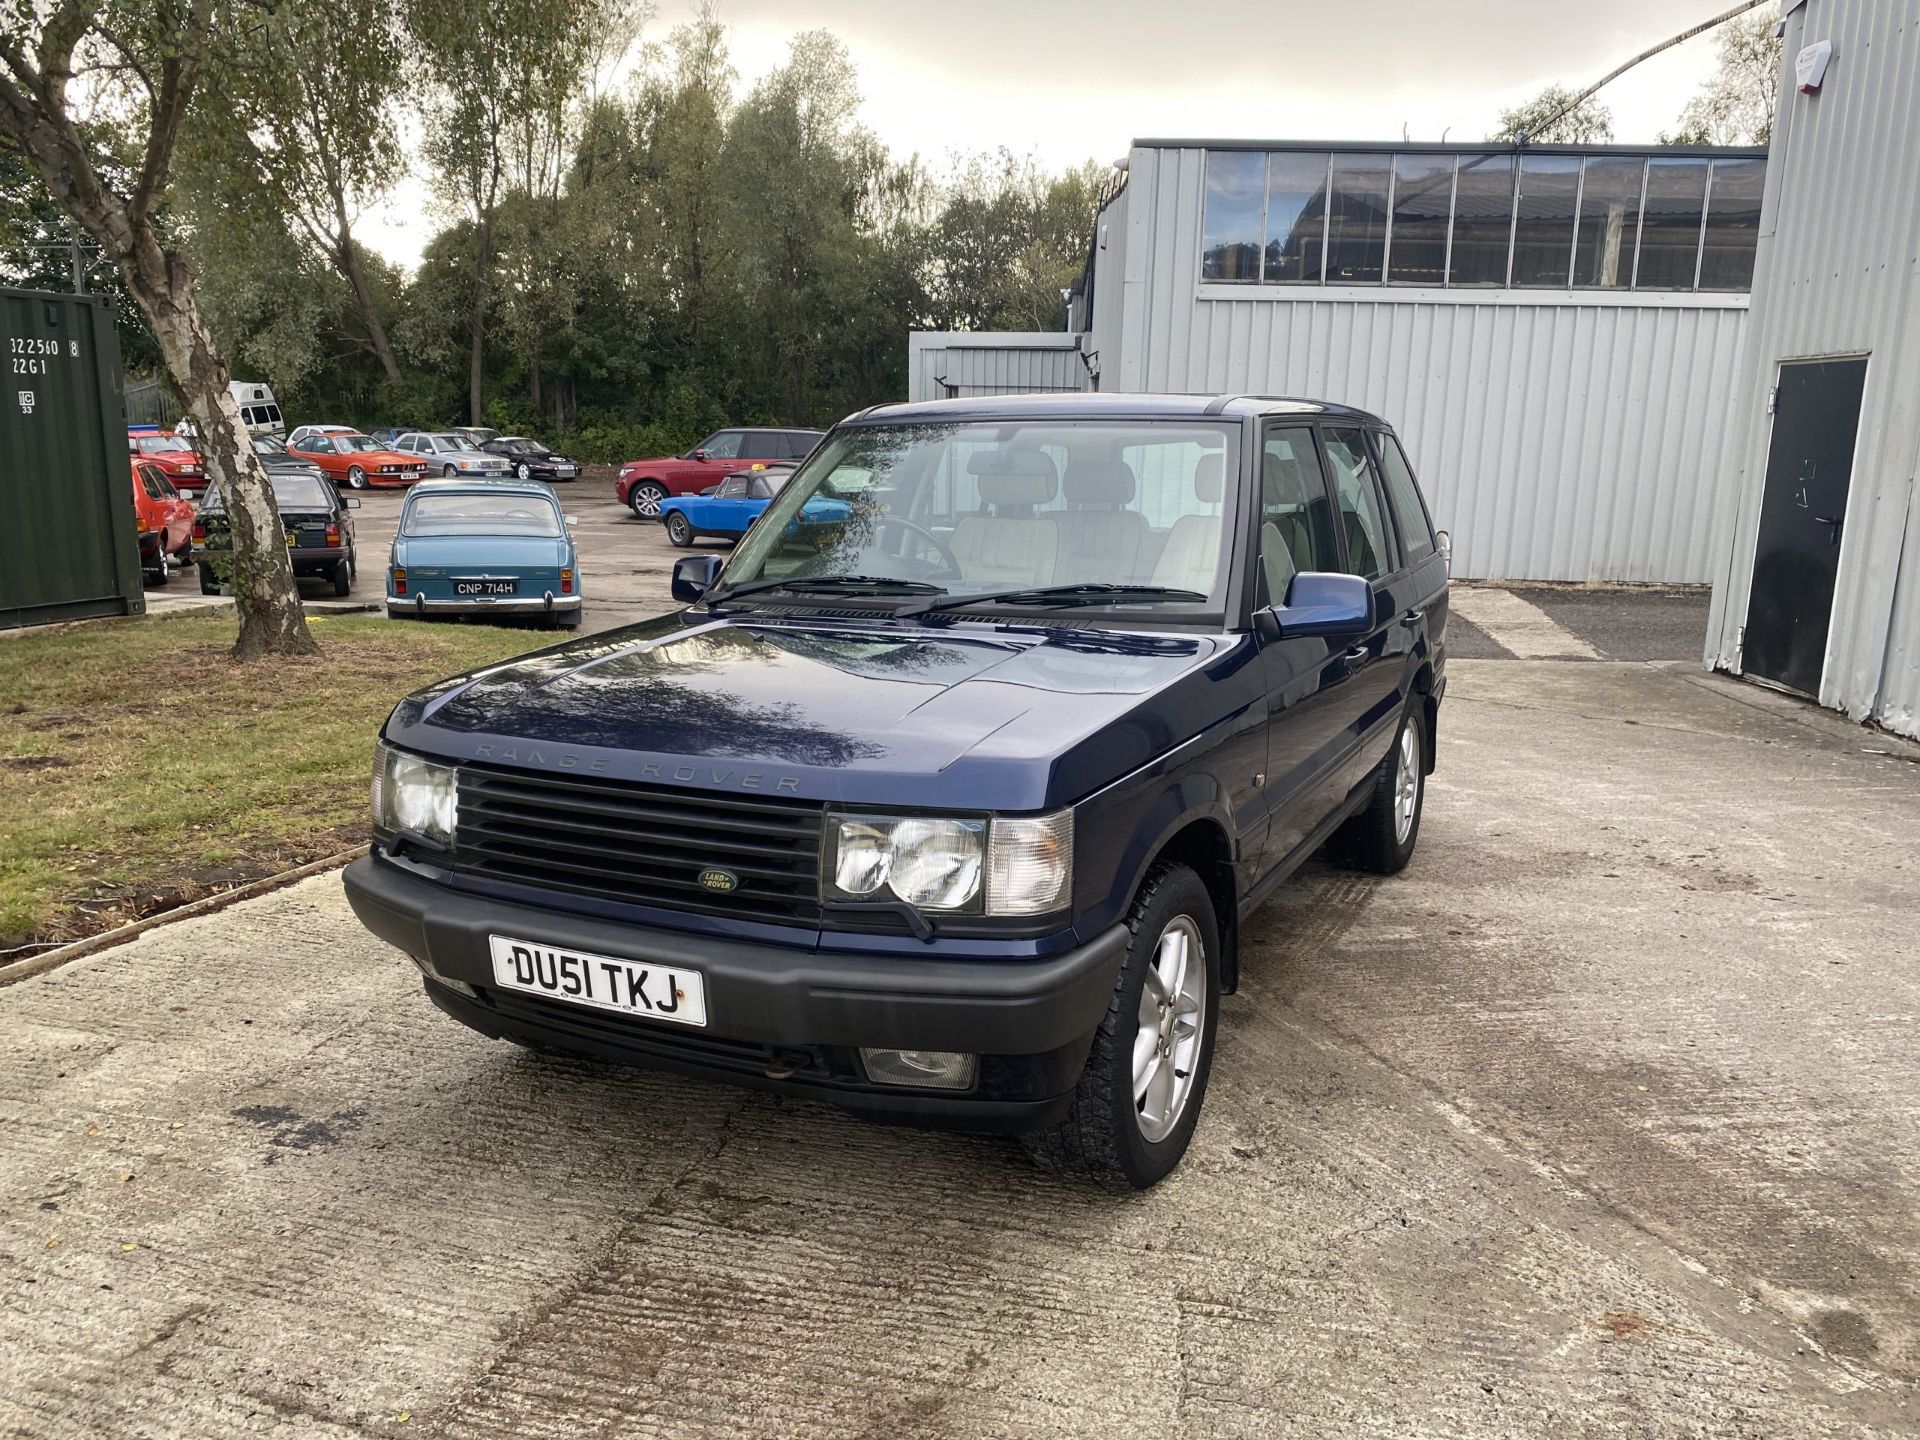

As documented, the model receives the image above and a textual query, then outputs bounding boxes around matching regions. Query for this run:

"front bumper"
[386,592,581,616]
[342,854,1125,1129]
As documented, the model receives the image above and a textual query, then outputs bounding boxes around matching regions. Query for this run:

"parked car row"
[616,426,824,516]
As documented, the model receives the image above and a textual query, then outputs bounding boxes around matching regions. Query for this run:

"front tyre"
[665,512,694,548]
[629,481,667,519]
[1328,705,1425,874]
[1022,861,1219,1190]
[347,465,368,490]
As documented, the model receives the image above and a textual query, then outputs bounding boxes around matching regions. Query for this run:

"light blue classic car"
[658,466,851,547]
[386,478,582,629]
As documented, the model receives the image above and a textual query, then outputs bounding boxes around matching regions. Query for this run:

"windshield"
[719,420,1241,612]
[202,475,333,512]
[338,435,386,453]
[133,435,193,455]
[431,433,481,452]
[402,493,561,537]
[252,437,288,456]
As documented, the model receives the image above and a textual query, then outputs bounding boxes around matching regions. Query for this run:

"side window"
[139,464,166,499]
[152,470,179,499]
[749,476,775,500]
[718,474,751,499]
[308,436,333,454]
[1257,424,1342,606]
[784,431,821,459]
[739,432,780,461]
[702,431,743,460]
[395,435,414,452]
[1373,434,1436,562]
[1320,427,1397,581]
[264,405,282,426]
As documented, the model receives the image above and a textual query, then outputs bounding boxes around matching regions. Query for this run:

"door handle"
[1343,644,1371,665]
[1399,608,1420,626]
[1814,514,1844,545]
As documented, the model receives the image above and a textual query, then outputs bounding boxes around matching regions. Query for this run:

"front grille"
[450,764,823,924]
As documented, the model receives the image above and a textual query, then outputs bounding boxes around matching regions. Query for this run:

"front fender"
[1072,768,1239,944]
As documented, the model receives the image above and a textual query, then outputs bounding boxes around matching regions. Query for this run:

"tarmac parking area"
[2,635,1916,1437]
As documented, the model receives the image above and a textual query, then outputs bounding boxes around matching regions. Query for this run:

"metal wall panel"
[0,288,144,629]
[1114,145,1752,583]
[906,333,1088,403]
[1705,0,1920,738]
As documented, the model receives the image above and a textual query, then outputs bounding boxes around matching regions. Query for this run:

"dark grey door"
[1744,358,1867,697]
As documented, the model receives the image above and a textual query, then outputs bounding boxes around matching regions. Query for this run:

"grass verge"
[1,611,549,953]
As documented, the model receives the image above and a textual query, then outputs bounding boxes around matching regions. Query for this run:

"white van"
[229,381,284,437]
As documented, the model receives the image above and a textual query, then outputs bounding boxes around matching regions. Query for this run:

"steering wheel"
[875,515,961,582]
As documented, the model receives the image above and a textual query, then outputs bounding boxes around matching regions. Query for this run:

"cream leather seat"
[949,455,1060,587]
[1151,454,1226,593]
[1048,459,1151,585]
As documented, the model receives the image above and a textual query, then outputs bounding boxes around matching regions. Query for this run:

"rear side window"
[1374,435,1436,562]
[1321,427,1398,580]
[783,431,822,459]
[739,432,781,461]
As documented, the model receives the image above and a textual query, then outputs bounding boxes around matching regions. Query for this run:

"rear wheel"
[331,558,353,596]
[1328,706,1425,874]
[665,512,694,548]
[629,481,667,519]
[1022,862,1219,1190]
[517,462,532,481]
[147,548,171,587]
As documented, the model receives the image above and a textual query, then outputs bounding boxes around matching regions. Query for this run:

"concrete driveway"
[3,610,1917,1436]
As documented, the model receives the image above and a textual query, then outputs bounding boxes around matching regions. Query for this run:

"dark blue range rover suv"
[344,393,1449,1188]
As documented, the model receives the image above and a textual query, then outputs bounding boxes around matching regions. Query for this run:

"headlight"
[823,810,1071,916]
[372,741,457,845]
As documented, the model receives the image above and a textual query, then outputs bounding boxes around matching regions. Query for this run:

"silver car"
[395,431,513,478]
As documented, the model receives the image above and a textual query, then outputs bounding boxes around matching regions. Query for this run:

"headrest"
[1192,453,1224,505]
[1063,459,1137,506]
[969,449,1058,507]
[978,468,1058,507]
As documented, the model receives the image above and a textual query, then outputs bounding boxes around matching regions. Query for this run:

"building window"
[1635,157,1710,289]
[1511,154,1579,287]
[1201,150,1266,282]
[1264,152,1332,282]
[1388,154,1452,285]
[1326,153,1392,283]
[1574,156,1645,289]
[1698,156,1765,290]
[1449,154,1516,286]
[1200,146,1761,294]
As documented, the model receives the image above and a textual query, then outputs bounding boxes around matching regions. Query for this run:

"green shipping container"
[0,287,145,629]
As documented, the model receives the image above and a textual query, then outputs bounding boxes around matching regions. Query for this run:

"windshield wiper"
[707,573,946,608]
[896,583,1207,618]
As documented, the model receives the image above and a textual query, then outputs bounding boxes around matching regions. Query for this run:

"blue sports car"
[386,478,582,629]
[659,466,850,547]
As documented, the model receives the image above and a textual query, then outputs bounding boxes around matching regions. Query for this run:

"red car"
[128,428,209,494]
[132,459,196,585]
[615,426,823,517]
[286,430,428,490]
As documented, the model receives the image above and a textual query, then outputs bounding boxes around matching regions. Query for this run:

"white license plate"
[488,935,707,1027]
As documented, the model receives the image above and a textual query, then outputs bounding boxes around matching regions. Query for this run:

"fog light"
[859,1048,978,1090]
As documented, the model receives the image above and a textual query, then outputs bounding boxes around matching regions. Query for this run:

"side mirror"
[671,553,724,602]
[1266,572,1374,640]
[690,448,709,463]
[1434,529,1453,577]
[345,495,362,509]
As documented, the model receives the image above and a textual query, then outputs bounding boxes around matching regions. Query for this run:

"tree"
[1491,84,1615,144]
[0,0,316,658]
[1665,4,1781,145]
[928,153,1101,333]
[411,0,611,423]
[202,0,410,383]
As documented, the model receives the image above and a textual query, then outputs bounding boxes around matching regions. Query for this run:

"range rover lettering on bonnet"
[470,743,801,792]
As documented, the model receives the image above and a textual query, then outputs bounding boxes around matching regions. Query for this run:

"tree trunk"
[529,347,542,417]
[127,242,317,660]
[336,220,401,386]
[468,219,492,425]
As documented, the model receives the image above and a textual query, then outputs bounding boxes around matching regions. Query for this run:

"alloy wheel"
[347,466,366,490]
[633,484,666,518]
[1133,915,1206,1143]
[1393,722,1420,845]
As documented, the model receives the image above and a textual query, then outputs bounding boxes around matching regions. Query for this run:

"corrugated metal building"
[914,137,1768,584]
[907,332,1086,401]
[1705,0,1920,740]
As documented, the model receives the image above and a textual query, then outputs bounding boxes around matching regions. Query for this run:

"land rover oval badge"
[698,868,740,893]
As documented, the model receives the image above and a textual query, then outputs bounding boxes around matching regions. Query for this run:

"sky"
[360,0,1731,268]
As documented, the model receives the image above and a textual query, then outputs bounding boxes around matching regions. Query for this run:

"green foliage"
[1666,5,1781,146]
[1491,85,1615,145]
